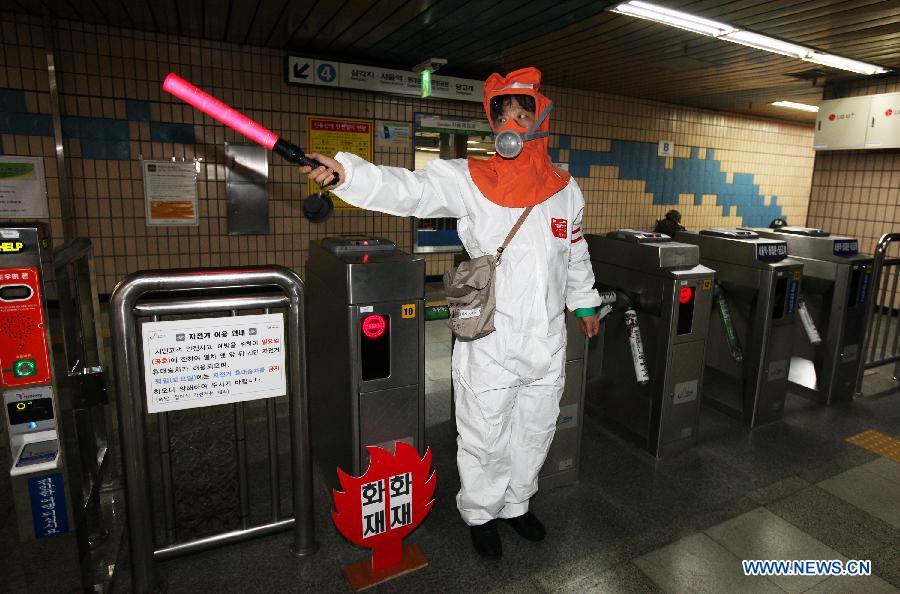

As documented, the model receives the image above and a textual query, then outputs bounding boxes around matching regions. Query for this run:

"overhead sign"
[287,56,483,103]
[142,313,287,413]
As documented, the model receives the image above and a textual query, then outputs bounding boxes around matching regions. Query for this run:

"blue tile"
[150,122,195,144]
[0,88,26,114]
[126,100,150,122]
[561,138,782,227]
[0,113,52,136]
[81,139,132,160]
[558,134,571,150]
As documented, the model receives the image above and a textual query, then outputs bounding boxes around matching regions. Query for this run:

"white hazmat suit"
[332,151,602,525]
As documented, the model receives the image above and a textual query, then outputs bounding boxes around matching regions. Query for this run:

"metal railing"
[857,232,900,393]
[109,266,317,593]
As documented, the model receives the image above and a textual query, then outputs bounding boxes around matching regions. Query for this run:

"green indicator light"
[420,69,431,98]
[13,359,36,377]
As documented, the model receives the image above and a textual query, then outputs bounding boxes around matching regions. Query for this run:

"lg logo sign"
[827,112,855,122]
[886,109,894,117]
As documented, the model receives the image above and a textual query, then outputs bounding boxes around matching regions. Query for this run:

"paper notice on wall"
[143,160,199,226]
[375,121,412,152]
[0,156,48,218]
[307,117,372,209]
[142,313,287,413]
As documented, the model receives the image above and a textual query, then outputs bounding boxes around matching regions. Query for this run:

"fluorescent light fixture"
[612,1,734,37]
[771,101,819,113]
[609,1,890,75]
[467,147,488,152]
[721,30,807,58]
[417,147,440,152]
[804,52,889,75]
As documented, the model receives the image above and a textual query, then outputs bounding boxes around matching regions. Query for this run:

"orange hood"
[468,67,570,208]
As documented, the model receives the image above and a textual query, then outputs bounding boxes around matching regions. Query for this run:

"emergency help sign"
[141,313,286,413]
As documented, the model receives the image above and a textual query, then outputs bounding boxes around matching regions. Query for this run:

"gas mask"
[493,102,554,159]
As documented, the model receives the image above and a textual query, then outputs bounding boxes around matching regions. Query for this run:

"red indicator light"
[679,287,694,304]
[363,253,369,264]
[363,240,369,246]
[361,314,386,339]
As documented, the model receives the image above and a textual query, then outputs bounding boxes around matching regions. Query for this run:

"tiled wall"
[807,75,900,258]
[0,12,815,294]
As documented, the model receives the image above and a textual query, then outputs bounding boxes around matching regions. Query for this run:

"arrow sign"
[294,63,309,79]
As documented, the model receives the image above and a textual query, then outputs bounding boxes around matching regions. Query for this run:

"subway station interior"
[1,1,899,592]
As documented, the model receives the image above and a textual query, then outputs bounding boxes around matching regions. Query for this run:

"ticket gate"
[305,236,425,487]
[676,229,803,427]
[0,224,115,592]
[745,227,873,404]
[586,230,715,457]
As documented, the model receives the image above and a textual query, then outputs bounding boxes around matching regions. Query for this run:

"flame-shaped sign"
[332,442,436,572]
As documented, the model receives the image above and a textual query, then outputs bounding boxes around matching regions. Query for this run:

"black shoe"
[470,521,502,559]
[502,512,546,542]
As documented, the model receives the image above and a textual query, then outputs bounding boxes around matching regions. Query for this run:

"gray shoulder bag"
[443,206,533,341]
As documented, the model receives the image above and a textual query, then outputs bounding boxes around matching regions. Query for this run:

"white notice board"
[0,156,49,218]
[142,160,199,226]
[142,313,286,413]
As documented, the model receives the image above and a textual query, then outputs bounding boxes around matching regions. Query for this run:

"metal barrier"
[858,232,900,392]
[110,266,317,593]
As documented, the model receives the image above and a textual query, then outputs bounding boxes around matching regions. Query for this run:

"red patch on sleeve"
[551,218,568,239]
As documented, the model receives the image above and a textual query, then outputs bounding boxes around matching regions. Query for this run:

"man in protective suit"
[302,67,603,559]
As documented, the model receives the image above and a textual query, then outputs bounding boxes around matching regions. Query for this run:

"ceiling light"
[609,1,890,76]
[721,30,807,58]
[771,101,819,113]
[611,1,734,37]
[467,147,488,152]
[804,52,889,76]
[417,147,440,152]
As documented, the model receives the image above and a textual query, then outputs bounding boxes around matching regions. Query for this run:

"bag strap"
[495,206,533,265]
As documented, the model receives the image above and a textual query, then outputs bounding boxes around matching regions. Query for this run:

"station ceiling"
[9,0,900,123]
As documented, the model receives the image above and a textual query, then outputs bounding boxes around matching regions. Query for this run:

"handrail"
[856,232,900,394]
[109,266,316,593]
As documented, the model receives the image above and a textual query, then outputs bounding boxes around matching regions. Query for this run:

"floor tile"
[818,466,900,528]
[634,532,782,594]
[705,508,844,592]
[553,562,662,593]
[765,485,896,562]
[857,457,900,485]
[805,574,898,593]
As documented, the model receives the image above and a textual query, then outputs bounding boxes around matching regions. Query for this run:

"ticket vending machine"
[0,225,113,591]
[586,230,715,457]
[305,237,425,488]
[745,226,873,405]
[676,229,803,427]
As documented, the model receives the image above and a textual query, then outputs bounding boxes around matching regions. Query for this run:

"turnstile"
[745,227,873,404]
[305,236,425,487]
[586,230,715,457]
[676,229,803,427]
[0,225,115,592]
[538,314,590,489]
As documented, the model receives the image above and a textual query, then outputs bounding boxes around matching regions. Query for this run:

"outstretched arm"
[301,152,467,219]
[566,185,603,337]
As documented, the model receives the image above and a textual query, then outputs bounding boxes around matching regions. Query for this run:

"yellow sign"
[0,241,24,253]
[307,117,373,210]
[402,303,416,319]
[703,279,712,290]
[793,271,801,280]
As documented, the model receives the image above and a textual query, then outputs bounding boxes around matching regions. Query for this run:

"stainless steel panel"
[586,234,700,274]
[359,385,420,473]
[306,241,425,305]
[225,144,268,235]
